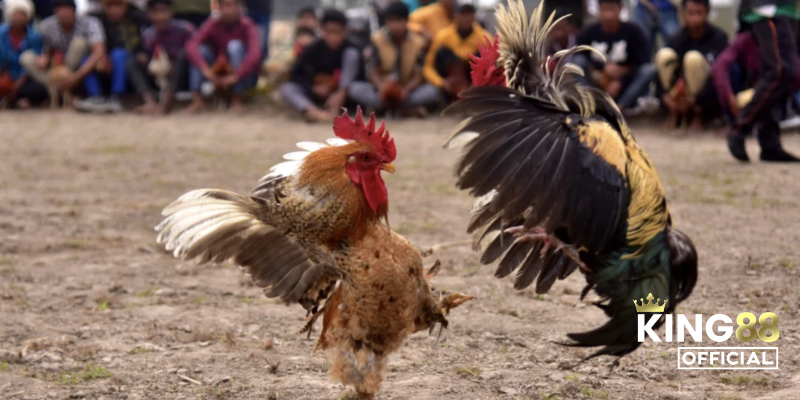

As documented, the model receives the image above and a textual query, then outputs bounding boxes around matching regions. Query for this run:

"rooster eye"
[362,154,370,161]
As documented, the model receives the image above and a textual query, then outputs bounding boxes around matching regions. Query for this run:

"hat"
[3,0,35,21]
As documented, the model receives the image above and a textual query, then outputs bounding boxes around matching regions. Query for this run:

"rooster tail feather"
[565,231,696,358]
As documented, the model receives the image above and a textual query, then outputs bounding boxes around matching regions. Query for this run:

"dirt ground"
[0,109,799,400]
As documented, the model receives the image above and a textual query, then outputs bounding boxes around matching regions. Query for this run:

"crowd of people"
[0,0,798,161]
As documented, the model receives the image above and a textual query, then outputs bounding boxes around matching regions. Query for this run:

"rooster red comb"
[333,107,397,162]
[469,35,503,85]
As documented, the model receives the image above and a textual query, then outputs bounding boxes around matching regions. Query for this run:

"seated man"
[0,0,49,108]
[295,6,319,32]
[134,0,194,114]
[655,0,728,129]
[279,9,360,122]
[408,0,455,40]
[573,0,655,114]
[712,30,800,128]
[185,0,262,113]
[348,1,439,116]
[262,7,319,86]
[263,26,315,90]
[422,4,488,100]
[19,0,106,107]
[76,0,149,113]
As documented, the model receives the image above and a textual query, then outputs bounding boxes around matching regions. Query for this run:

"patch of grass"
[565,373,579,382]
[534,294,546,301]
[541,392,560,400]
[97,301,109,311]
[136,287,157,298]
[717,395,742,400]
[1,361,9,371]
[92,145,135,155]
[719,375,771,389]
[780,260,796,270]
[661,351,667,358]
[581,387,609,399]
[747,262,763,271]
[191,296,208,305]
[454,366,480,377]
[129,346,152,354]
[61,238,89,249]
[57,364,113,385]
[241,296,253,304]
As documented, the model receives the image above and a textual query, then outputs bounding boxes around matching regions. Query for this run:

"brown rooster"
[47,51,73,108]
[0,69,14,109]
[155,108,472,400]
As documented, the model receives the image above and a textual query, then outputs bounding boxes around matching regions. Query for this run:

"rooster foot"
[299,307,325,338]
[504,226,590,272]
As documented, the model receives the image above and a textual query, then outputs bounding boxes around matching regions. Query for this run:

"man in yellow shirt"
[423,4,488,98]
[408,0,456,40]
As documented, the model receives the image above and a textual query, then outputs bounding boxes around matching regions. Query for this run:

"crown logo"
[633,293,667,313]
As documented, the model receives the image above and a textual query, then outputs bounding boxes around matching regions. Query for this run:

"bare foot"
[181,98,205,114]
[228,98,244,114]
[16,98,31,109]
[303,107,332,123]
[134,102,159,114]
[409,106,428,119]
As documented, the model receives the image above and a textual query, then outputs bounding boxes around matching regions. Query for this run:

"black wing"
[443,85,631,292]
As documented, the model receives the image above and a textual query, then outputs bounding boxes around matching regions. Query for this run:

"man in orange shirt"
[408,0,456,40]
[422,4,487,99]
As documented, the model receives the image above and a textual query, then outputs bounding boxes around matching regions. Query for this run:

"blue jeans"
[84,48,130,97]
[572,53,656,109]
[249,11,270,62]
[634,2,679,53]
[189,40,257,95]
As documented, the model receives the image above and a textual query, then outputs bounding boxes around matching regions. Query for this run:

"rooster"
[148,45,172,98]
[155,108,471,399]
[443,0,698,359]
[47,51,73,109]
[0,67,14,109]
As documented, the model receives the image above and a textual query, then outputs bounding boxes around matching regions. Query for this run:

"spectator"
[573,0,654,114]
[727,0,799,162]
[75,0,149,113]
[245,0,269,62]
[184,0,261,113]
[134,0,194,114]
[348,1,438,117]
[0,0,48,107]
[279,9,360,123]
[19,0,106,107]
[408,0,455,40]
[634,0,680,53]
[295,6,318,32]
[545,9,578,59]
[263,25,315,89]
[173,0,208,28]
[422,4,487,100]
[655,0,728,129]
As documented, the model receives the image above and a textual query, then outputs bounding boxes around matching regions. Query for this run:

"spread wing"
[155,189,338,311]
[443,85,631,292]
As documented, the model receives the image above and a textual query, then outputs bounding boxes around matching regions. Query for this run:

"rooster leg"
[505,227,590,272]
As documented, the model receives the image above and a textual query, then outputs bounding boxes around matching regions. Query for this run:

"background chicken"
[46,51,73,109]
[443,0,697,359]
[148,45,172,98]
[155,108,470,400]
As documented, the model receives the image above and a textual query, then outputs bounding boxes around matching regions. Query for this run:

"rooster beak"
[380,162,396,174]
